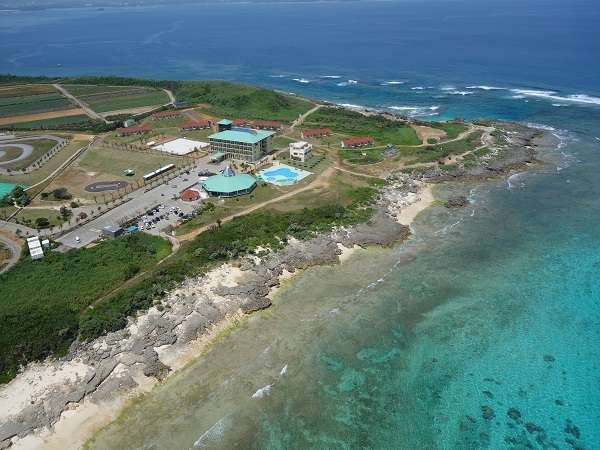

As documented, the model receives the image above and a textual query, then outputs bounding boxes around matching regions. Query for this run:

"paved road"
[58,156,225,248]
[53,84,108,123]
[0,233,21,274]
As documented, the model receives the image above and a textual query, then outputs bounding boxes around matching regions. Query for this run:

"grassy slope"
[0,233,171,383]
[78,146,181,178]
[304,107,422,146]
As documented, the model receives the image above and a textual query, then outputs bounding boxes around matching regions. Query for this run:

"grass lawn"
[303,107,422,146]
[12,207,66,228]
[62,85,169,114]
[78,145,181,178]
[339,148,385,165]
[405,130,483,164]
[0,234,171,383]
[429,122,467,139]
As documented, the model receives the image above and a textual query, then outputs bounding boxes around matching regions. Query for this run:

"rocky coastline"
[0,121,543,450]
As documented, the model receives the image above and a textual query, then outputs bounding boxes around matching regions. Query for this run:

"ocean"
[2,0,600,448]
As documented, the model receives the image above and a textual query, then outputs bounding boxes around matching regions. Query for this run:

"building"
[289,141,313,162]
[179,121,211,131]
[301,128,332,139]
[153,137,209,155]
[122,119,136,128]
[341,136,375,148]
[26,236,44,260]
[202,165,257,197]
[233,118,251,127]
[102,225,123,238]
[209,127,275,162]
[210,151,226,163]
[253,121,282,131]
[152,110,181,120]
[217,119,233,132]
[116,126,151,137]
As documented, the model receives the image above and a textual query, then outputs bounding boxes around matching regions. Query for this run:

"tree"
[59,206,73,221]
[35,217,50,229]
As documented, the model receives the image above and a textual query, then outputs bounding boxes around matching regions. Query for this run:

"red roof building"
[301,128,333,139]
[153,111,181,119]
[233,118,251,127]
[341,136,375,148]
[180,189,201,201]
[253,121,282,130]
[179,121,211,131]
[117,126,152,136]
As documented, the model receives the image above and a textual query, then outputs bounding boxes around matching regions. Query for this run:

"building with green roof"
[202,165,257,197]
[209,127,275,162]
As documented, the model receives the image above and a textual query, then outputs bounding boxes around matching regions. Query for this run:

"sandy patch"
[396,182,434,226]
[412,124,447,143]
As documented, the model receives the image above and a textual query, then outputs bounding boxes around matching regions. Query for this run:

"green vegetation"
[406,131,483,164]
[428,122,467,139]
[63,84,169,113]
[0,185,29,207]
[80,199,375,342]
[0,234,171,383]
[339,148,384,165]
[304,107,421,146]
[0,138,56,170]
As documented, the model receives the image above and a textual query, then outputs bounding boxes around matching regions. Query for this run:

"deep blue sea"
[2,1,600,448]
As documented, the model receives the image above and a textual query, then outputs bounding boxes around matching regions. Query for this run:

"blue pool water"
[0,182,19,198]
[259,165,311,186]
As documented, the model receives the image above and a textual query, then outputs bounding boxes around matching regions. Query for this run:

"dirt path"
[162,88,176,104]
[0,108,85,126]
[176,166,335,242]
[289,104,321,131]
[53,84,107,123]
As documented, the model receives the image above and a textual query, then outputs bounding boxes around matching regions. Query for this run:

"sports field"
[63,85,169,113]
[0,138,58,171]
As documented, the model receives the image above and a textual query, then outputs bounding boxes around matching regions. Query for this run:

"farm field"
[0,84,75,118]
[1,114,92,129]
[62,84,169,113]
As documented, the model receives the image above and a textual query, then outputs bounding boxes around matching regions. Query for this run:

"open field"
[0,84,75,118]
[43,145,182,200]
[303,107,422,146]
[0,234,172,383]
[12,206,67,228]
[62,85,169,114]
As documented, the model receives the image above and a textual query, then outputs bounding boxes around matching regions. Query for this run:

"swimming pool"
[0,182,24,198]
[258,164,312,186]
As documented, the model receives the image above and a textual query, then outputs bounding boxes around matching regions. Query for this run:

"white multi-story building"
[289,141,313,162]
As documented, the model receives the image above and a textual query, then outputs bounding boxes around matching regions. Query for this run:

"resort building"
[341,136,375,148]
[289,141,313,162]
[117,126,151,137]
[253,121,282,131]
[179,121,211,131]
[301,128,332,139]
[153,137,209,155]
[209,127,275,162]
[202,165,257,197]
[152,111,181,120]
[26,236,44,260]
[233,118,251,127]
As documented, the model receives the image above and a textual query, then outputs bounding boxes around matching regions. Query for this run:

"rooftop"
[218,119,233,125]
[209,128,275,144]
[202,171,257,194]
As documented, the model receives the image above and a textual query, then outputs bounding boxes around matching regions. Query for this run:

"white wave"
[252,384,273,399]
[507,172,526,190]
[292,78,311,84]
[595,137,600,141]
[411,86,425,90]
[338,102,363,109]
[526,122,556,132]
[552,103,567,107]
[348,79,358,84]
[466,85,505,91]
[280,365,288,376]
[387,105,440,117]
[320,75,342,79]
[192,416,230,448]
[269,74,286,78]
[382,81,405,85]
[337,79,358,87]
[511,95,526,99]
[510,89,600,105]
[446,90,474,96]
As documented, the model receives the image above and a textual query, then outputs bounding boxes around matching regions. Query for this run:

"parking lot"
[58,155,225,248]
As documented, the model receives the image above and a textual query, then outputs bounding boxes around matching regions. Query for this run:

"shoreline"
[0,119,541,450]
